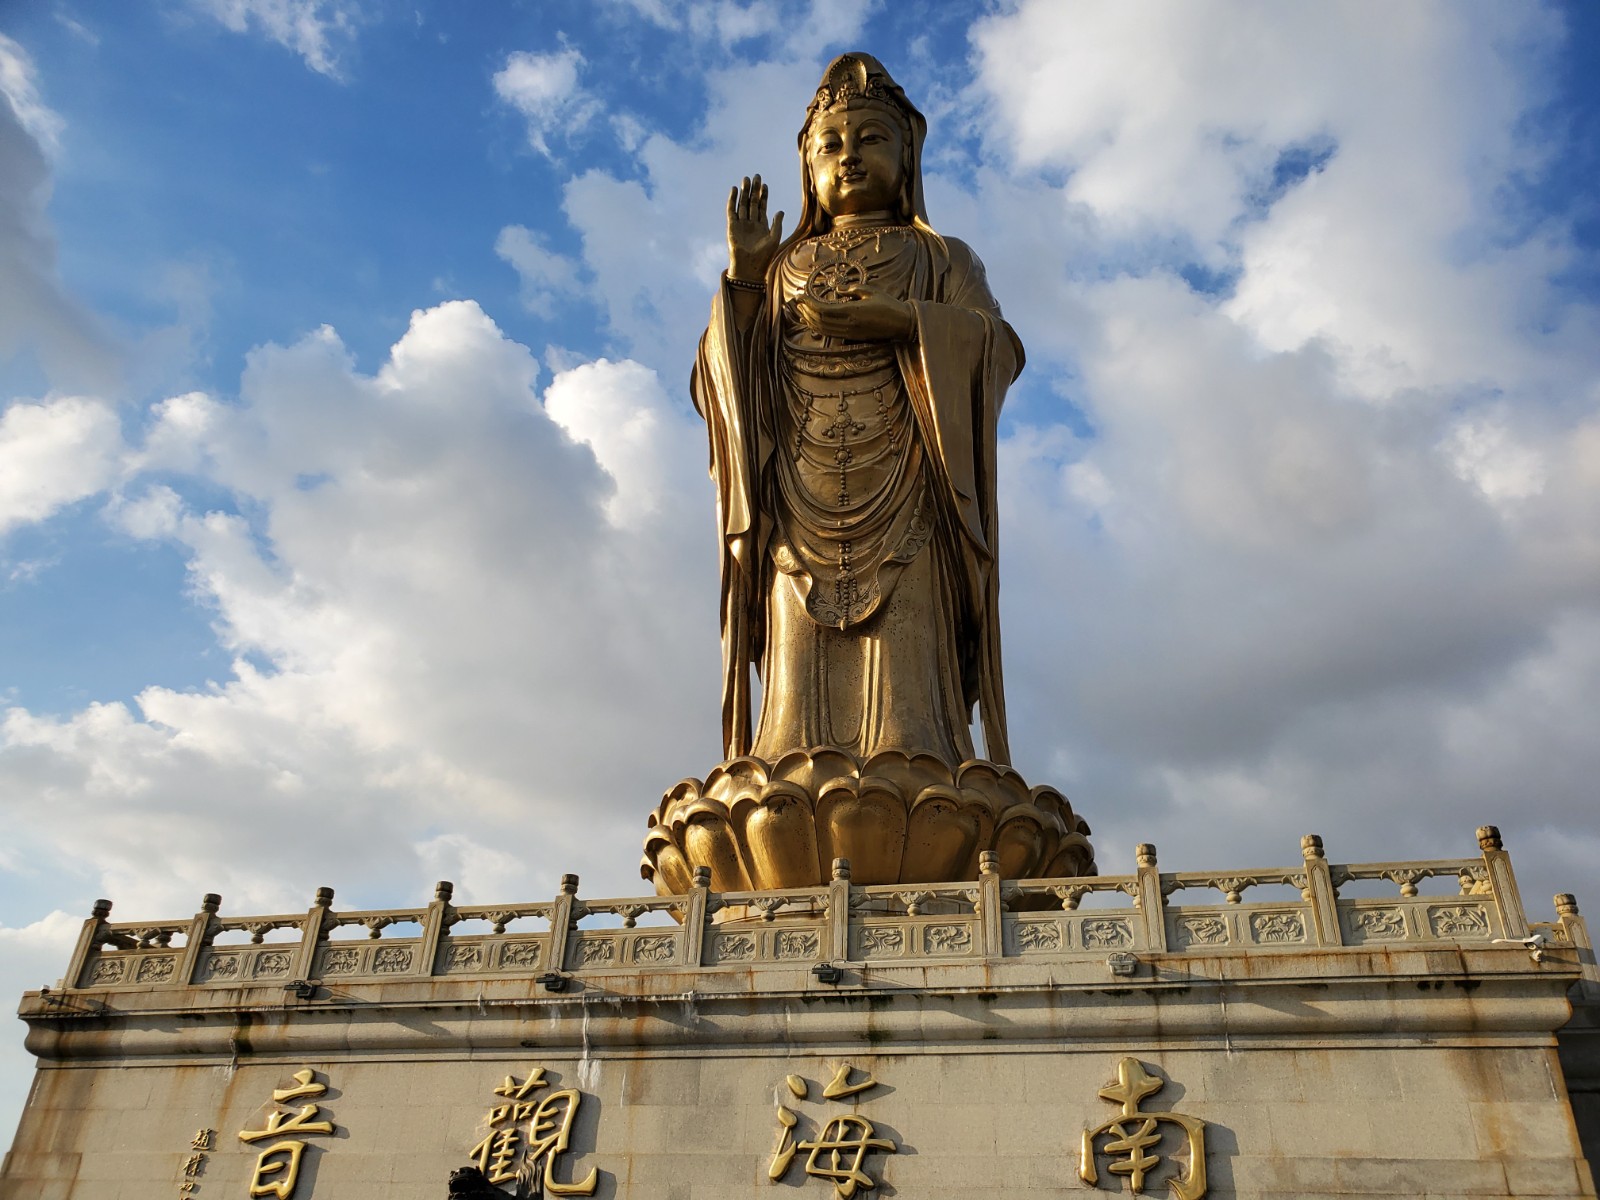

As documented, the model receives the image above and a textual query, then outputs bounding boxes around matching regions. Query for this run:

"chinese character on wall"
[769,1065,897,1200]
[237,1068,338,1199]
[467,1067,599,1196]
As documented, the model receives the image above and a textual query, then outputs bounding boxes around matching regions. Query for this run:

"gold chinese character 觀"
[469,1068,599,1196]
[1080,1058,1207,1200]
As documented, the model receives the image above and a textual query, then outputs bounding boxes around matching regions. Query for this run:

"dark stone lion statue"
[447,1166,505,1198]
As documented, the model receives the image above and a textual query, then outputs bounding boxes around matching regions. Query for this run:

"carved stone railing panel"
[192,945,297,984]
[54,830,1568,990]
[312,938,423,979]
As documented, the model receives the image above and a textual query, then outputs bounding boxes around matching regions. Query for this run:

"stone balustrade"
[51,826,1594,996]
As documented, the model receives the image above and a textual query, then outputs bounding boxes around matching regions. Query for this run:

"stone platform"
[2,827,1596,1199]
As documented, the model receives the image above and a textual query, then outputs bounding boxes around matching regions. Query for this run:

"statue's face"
[806,104,905,219]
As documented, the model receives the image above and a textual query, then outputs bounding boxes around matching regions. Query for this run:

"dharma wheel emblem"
[806,258,868,303]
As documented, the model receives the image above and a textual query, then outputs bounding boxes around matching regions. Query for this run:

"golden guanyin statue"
[643,54,1094,894]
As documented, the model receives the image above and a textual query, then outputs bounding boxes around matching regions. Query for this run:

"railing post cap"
[560,874,580,896]
[1476,825,1503,852]
[692,865,712,889]
[314,886,335,907]
[1136,844,1157,867]
[1556,893,1580,916]
[832,858,852,882]
[978,851,1000,877]
[434,881,454,902]
[201,893,222,914]
[92,899,112,921]
[1301,834,1324,858]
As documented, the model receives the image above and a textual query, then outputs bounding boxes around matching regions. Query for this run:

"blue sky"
[3,0,1600,1145]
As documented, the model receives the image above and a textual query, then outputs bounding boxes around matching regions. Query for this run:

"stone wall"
[3,828,1596,1200]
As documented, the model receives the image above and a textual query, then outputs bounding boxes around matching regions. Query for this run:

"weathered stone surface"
[3,835,1596,1198]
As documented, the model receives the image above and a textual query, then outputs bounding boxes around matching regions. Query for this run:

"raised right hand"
[727,174,785,284]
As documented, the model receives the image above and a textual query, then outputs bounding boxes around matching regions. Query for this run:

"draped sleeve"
[692,277,774,758]
[894,235,1024,763]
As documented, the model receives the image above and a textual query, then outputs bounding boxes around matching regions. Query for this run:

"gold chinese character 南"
[236,1068,337,1200]
[469,1069,599,1196]
[1080,1058,1207,1200]
[769,1065,896,1199]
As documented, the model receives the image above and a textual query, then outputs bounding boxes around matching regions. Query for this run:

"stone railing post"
[828,859,852,962]
[1555,894,1598,986]
[1300,836,1343,947]
[179,894,223,984]
[684,867,713,967]
[415,881,456,977]
[1478,826,1529,940]
[1135,844,1168,953]
[546,874,582,974]
[978,851,1004,958]
[66,899,118,989]
[291,887,336,983]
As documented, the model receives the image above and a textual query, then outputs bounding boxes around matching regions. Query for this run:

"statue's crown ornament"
[807,55,905,123]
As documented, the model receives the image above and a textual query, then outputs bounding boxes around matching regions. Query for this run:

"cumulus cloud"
[493,48,598,156]
[495,225,585,318]
[188,0,361,78]
[956,0,1600,894]
[0,397,123,535]
[1,301,718,933]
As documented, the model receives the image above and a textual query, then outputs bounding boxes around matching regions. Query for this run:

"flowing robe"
[692,226,1023,766]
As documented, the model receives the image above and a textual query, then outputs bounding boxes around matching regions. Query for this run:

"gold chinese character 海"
[769,1065,896,1199]
[1080,1058,1207,1200]
[797,1116,895,1200]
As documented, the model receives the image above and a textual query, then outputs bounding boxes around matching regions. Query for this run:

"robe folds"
[692,227,1023,767]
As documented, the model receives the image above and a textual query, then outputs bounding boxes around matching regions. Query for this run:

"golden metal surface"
[769,1064,896,1198]
[468,1067,599,1196]
[237,1069,337,1200]
[1079,1058,1207,1200]
[655,52,1097,891]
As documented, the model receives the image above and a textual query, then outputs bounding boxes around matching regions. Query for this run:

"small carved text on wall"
[237,1068,337,1199]
[467,1067,599,1196]
[770,1065,896,1199]
[1080,1059,1206,1200]
[177,1127,214,1197]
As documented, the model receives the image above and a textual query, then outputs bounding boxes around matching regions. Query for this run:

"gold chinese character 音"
[236,1068,337,1200]
[1080,1058,1207,1200]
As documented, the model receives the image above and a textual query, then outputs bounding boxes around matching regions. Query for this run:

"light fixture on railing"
[283,980,319,1001]
[536,971,570,993]
[811,962,843,986]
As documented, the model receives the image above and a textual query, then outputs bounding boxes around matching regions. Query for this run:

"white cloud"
[0,396,122,535]
[493,48,597,156]
[189,0,361,78]
[0,33,64,152]
[0,301,719,935]
[0,36,116,393]
[495,225,584,318]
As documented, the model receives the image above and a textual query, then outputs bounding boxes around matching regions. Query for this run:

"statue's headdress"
[788,53,932,239]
